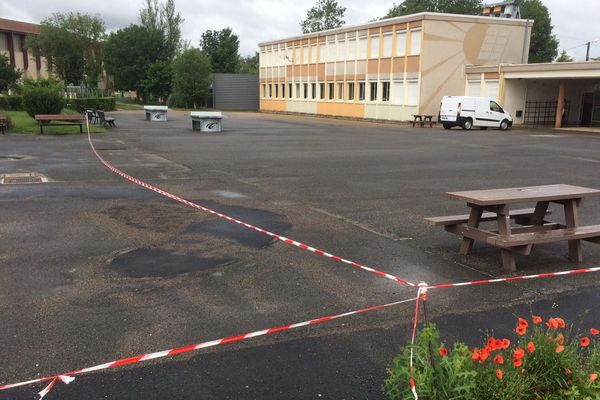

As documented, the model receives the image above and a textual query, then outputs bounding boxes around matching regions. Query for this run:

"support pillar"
[555,80,566,128]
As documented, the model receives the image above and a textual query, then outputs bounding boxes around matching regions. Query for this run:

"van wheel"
[499,119,510,131]
[443,123,451,130]
[461,118,473,130]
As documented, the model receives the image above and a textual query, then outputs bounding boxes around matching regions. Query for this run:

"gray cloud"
[1,0,598,59]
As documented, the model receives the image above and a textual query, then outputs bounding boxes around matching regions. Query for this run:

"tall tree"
[384,0,482,18]
[0,55,22,92]
[238,52,259,74]
[142,60,173,103]
[200,28,240,73]
[103,25,166,100]
[27,12,106,87]
[520,0,559,63]
[170,48,212,109]
[556,50,574,63]
[300,0,346,33]
[139,0,183,61]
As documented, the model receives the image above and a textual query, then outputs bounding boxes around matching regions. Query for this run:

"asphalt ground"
[1,111,599,399]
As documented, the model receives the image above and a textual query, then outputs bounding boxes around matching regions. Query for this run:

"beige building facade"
[0,18,49,80]
[258,12,532,121]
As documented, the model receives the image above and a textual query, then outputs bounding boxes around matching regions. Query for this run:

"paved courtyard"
[1,111,599,399]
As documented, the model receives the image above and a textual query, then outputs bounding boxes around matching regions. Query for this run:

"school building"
[0,17,49,79]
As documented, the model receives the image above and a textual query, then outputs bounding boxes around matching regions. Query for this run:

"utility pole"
[586,41,591,61]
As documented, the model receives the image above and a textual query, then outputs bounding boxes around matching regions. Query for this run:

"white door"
[475,98,494,127]
[489,100,505,128]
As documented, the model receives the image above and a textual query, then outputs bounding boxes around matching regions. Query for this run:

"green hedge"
[0,96,23,110]
[68,97,117,111]
[23,86,65,117]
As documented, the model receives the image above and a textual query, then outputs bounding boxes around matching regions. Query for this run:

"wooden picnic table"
[412,114,433,128]
[34,114,86,134]
[425,184,600,271]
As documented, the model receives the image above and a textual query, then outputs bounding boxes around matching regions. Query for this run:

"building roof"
[466,61,600,79]
[259,12,533,47]
[0,18,40,35]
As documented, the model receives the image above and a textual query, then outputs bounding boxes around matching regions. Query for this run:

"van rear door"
[440,97,459,122]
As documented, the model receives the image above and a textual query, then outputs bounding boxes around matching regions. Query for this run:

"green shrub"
[21,78,65,117]
[67,97,116,111]
[0,95,23,110]
[384,318,600,400]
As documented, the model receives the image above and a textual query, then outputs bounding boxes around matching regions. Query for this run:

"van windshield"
[490,101,503,113]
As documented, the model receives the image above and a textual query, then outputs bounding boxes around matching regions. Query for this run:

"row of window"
[261,81,419,105]
[260,29,421,67]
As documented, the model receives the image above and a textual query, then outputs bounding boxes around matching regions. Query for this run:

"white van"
[439,96,513,130]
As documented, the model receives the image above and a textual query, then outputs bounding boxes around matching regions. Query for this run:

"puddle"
[186,204,292,249]
[109,248,234,278]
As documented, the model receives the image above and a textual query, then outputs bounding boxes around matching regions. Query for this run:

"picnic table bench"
[34,114,86,134]
[425,184,600,271]
[412,114,433,128]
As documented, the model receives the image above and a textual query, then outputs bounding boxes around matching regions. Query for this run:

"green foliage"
[21,78,65,117]
[104,25,167,98]
[238,52,259,74]
[0,96,23,111]
[26,12,106,86]
[139,0,184,61]
[384,0,482,18]
[300,0,346,33]
[0,55,22,93]
[520,0,559,63]
[142,61,173,103]
[557,50,575,63]
[200,28,240,73]
[170,48,212,109]
[67,97,116,111]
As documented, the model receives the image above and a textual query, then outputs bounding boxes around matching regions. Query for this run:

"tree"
[142,60,173,103]
[520,0,559,63]
[556,50,574,63]
[0,55,22,92]
[170,48,212,109]
[384,0,482,18]
[139,0,183,61]
[200,28,240,73]
[300,0,346,33]
[104,25,166,100]
[27,12,105,87]
[238,52,259,74]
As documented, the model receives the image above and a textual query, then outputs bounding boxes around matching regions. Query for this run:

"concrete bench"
[190,111,223,132]
[144,105,168,122]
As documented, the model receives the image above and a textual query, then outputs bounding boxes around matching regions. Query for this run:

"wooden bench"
[0,114,8,134]
[412,114,433,128]
[493,224,600,247]
[425,208,550,226]
[34,114,86,134]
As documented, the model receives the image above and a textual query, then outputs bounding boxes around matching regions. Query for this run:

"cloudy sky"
[1,0,598,60]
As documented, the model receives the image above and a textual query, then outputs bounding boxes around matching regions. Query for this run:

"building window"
[262,84,266,98]
[296,83,301,98]
[294,47,299,64]
[274,84,279,98]
[319,43,326,63]
[288,83,293,98]
[358,82,366,101]
[328,41,335,62]
[467,80,481,97]
[382,81,390,102]
[269,84,272,98]
[282,84,286,98]
[407,80,419,105]
[303,83,308,99]
[382,33,392,58]
[370,35,380,58]
[319,83,325,100]
[338,40,346,61]
[358,36,368,59]
[395,31,406,57]
[369,82,378,101]
[392,81,404,104]
[348,82,355,101]
[302,45,308,64]
[328,82,334,100]
[410,29,421,55]
[337,82,344,100]
[311,83,317,99]
[311,44,317,64]
[348,39,356,60]
[486,80,500,101]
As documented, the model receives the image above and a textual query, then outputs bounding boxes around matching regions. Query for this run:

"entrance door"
[581,92,594,127]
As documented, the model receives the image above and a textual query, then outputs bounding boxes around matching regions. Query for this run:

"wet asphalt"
[0,111,599,399]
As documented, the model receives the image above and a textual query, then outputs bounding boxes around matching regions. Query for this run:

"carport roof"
[465,61,600,79]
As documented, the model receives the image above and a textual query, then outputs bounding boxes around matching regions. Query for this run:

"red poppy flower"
[556,345,565,353]
[471,348,480,362]
[555,318,565,328]
[527,342,535,353]
[516,326,527,336]
[439,347,448,357]
[518,318,529,328]
[555,333,565,345]
[487,337,495,348]
[479,349,490,363]
[532,315,542,325]
[590,373,598,383]
[513,357,522,367]
[496,369,503,380]
[502,338,511,349]
[494,339,504,349]
[514,348,525,359]
[580,337,590,347]
[546,318,559,330]
[591,328,599,336]
[493,355,504,365]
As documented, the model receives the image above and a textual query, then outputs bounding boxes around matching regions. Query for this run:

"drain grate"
[1,173,47,185]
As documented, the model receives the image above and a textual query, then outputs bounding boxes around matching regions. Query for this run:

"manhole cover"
[1,173,47,185]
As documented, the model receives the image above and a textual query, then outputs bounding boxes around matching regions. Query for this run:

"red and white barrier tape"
[85,120,415,287]
[0,297,418,398]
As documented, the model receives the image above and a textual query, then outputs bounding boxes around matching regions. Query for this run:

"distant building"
[0,18,49,79]
[482,1,521,19]
[258,12,531,121]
